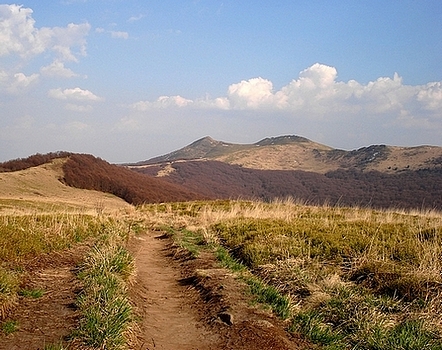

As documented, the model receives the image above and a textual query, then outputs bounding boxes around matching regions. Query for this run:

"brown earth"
[0,229,313,350]
[0,243,90,350]
[128,231,312,350]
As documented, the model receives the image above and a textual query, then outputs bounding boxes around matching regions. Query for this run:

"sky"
[1,1,441,163]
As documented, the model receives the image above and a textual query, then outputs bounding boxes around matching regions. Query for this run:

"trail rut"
[129,233,220,349]
[129,232,311,350]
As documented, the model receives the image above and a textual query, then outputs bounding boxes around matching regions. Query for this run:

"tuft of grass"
[74,236,134,349]
[1,319,19,335]
[18,288,44,299]
[0,268,19,319]
[215,246,245,272]
[245,276,292,319]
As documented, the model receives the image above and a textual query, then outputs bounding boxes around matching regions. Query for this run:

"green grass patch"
[215,246,245,272]
[74,234,134,349]
[244,276,291,319]
[1,319,19,335]
[18,288,44,299]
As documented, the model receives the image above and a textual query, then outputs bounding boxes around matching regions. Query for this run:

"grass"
[73,225,134,349]
[0,204,136,349]
[18,288,44,299]
[2,192,442,349]
[1,319,19,335]
[138,199,442,349]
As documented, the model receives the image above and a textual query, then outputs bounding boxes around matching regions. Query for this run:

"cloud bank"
[0,4,90,93]
[129,63,442,129]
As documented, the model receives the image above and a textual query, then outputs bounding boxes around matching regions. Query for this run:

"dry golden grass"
[0,158,132,215]
[138,199,442,349]
[214,143,442,173]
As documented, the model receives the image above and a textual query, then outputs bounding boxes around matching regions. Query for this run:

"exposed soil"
[0,230,312,350]
[0,244,90,350]
[128,231,312,350]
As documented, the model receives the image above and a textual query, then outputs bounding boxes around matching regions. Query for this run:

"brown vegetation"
[135,160,442,210]
[62,154,203,205]
[0,152,72,173]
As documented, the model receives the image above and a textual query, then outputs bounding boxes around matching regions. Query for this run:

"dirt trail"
[129,233,220,349]
[129,232,311,350]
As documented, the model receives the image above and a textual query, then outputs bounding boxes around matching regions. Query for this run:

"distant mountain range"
[1,135,441,210]
[132,135,442,174]
[128,135,442,209]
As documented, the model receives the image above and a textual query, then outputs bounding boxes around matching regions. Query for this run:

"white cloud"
[0,5,90,61]
[40,60,79,78]
[1,72,40,94]
[417,82,442,111]
[130,95,193,110]
[110,31,129,39]
[127,63,442,133]
[128,14,145,23]
[227,77,274,109]
[48,87,103,102]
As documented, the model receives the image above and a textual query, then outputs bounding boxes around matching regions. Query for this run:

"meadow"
[1,195,442,349]
[0,199,135,349]
[139,199,442,350]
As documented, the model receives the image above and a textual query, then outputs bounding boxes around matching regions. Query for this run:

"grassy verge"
[139,199,442,349]
[0,212,104,319]
[0,206,136,349]
[72,221,135,349]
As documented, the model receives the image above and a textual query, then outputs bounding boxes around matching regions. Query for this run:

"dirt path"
[129,232,311,350]
[129,233,221,349]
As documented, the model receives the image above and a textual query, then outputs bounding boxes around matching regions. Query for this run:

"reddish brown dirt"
[128,232,313,350]
[0,245,90,350]
[0,231,313,350]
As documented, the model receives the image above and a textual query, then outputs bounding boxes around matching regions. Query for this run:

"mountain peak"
[255,135,311,146]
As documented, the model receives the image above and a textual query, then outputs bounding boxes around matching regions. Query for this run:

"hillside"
[130,135,442,210]
[0,153,204,207]
[0,157,130,213]
[133,135,442,174]
[134,160,442,210]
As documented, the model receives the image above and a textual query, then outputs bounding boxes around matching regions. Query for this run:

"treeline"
[0,152,72,172]
[62,154,202,205]
[135,160,442,210]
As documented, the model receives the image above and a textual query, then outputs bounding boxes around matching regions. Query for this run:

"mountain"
[133,135,442,174]
[129,135,442,210]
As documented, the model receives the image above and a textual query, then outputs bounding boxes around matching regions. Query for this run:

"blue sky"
[1,1,441,163]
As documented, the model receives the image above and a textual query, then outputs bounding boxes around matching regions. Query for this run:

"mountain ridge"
[130,135,442,174]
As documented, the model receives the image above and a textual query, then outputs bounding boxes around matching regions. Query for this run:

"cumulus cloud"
[48,87,103,102]
[0,4,89,93]
[0,4,90,61]
[417,82,442,111]
[40,60,79,78]
[128,63,442,132]
[130,95,193,110]
[0,72,40,94]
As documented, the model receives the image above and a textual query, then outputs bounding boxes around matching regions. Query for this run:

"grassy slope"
[0,158,131,214]
[139,200,442,350]
[0,160,136,349]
